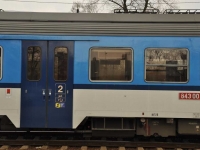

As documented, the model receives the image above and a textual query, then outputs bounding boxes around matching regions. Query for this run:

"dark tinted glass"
[27,46,41,80]
[54,47,68,81]
[90,48,132,81]
[145,48,188,82]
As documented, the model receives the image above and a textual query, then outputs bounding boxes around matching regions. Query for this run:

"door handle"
[42,89,45,96]
[49,89,52,96]
[48,89,52,101]
[42,89,45,100]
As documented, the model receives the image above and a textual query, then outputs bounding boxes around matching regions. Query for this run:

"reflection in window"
[90,48,132,81]
[54,47,68,81]
[27,46,41,80]
[145,48,188,82]
[0,47,1,79]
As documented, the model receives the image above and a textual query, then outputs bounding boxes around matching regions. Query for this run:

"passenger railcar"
[0,11,200,137]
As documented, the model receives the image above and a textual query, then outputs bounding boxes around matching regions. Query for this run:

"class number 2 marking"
[58,85,63,93]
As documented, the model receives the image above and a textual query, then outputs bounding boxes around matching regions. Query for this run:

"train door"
[21,41,74,128]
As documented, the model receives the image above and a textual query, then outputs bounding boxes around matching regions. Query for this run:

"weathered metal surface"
[0,12,200,36]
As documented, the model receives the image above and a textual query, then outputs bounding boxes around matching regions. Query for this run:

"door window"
[27,46,41,80]
[54,47,68,81]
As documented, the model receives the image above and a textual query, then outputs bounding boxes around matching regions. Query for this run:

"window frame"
[89,47,133,82]
[144,48,189,83]
[53,46,68,81]
[27,46,42,81]
[0,46,3,80]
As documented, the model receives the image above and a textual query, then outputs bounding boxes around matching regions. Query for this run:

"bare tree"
[71,2,82,13]
[71,0,177,13]
[71,0,98,13]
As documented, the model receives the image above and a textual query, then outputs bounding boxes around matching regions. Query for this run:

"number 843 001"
[179,93,200,100]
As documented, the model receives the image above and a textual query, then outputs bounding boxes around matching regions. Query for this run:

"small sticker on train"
[152,113,158,116]
[60,103,65,108]
[6,88,11,95]
[55,103,61,108]
[193,113,200,118]
[55,103,65,108]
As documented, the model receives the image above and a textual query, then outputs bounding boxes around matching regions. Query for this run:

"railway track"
[0,140,200,150]
[0,146,200,150]
[0,132,200,150]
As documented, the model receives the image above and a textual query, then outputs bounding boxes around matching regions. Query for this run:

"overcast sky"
[0,0,200,13]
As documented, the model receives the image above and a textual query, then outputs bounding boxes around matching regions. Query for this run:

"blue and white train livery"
[0,11,200,137]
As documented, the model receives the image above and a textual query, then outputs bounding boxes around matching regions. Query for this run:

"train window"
[54,47,68,81]
[27,46,41,81]
[145,48,188,82]
[90,48,132,82]
[0,47,2,79]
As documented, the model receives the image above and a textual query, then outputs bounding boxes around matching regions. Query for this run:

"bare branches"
[71,1,82,13]
[151,0,178,12]
[162,0,176,9]
[70,0,178,13]
[71,0,98,13]
[108,0,123,9]
[143,0,149,12]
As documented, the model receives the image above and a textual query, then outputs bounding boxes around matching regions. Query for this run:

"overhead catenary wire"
[2,0,200,5]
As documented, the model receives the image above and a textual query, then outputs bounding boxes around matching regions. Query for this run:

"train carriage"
[0,11,200,137]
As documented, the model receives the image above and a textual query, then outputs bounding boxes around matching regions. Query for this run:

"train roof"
[1,12,200,23]
[1,12,200,36]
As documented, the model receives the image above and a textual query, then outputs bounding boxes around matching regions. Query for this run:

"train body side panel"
[0,40,21,83]
[0,40,21,128]
[0,35,199,129]
[73,89,200,128]
[73,36,200,128]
